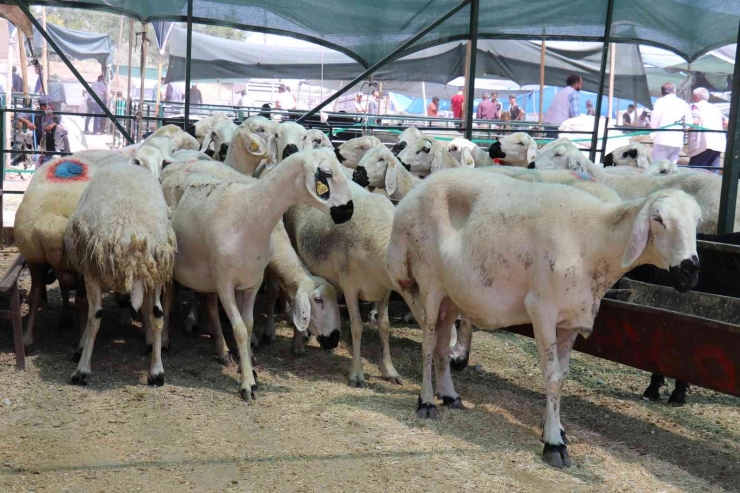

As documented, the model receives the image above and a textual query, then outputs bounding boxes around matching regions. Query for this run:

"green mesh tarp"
[9,0,739,65]
[31,20,112,67]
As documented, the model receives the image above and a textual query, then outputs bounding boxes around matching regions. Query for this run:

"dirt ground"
[0,247,738,492]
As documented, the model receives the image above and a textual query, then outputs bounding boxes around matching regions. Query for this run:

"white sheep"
[335,135,383,168]
[200,119,238,161]
[171,149,213,162]
[386,168,701,467]
[161,148,354,401]
[396,137,461,176]
[304,129,333,149]
[644,159,680,176]
[190,114,232,145]
[223,125,271,177]
[447,138,492,167]
[602,142,652,169]
[487,132,538,167]
[15,156,111,349]
[532,140,591,172]
[64,162,176,386]
[391,126,424,155]
[352,146,421,200]
[242,115,279,141]
[268,121,307,163]
[146,124,200,151]
[284,182,402,387]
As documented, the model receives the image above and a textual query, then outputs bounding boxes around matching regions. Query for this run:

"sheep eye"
[518,142,526,146]
[313,296,323,304]
[653,215,665,226]
[554,152,564,158]
[133,159,141,166]
[313,139,321,145]
[418,147,431,154]
[378,157,385,163]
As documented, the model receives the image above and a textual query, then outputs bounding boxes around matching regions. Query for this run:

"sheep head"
[130,145,172,182]
[303,129,333,150]
[335,136,383,168]
[531,142,592,172]
[268,122,307,163]
[353,146,396,189]
[487,132,538,167]
[602,142,652,169]
[391,126,424,155]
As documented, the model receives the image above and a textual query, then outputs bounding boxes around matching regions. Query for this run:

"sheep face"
[268,122,307,163]
[488,132,538,166]
[291,148,354,224]
[622,190,701,292]
[446,138,476,165]
[644,159,679,176]
[532,143,591,172]
[304,281,341,349]
[391,127,423,155]
[303,129,332,150]
[242,116,278,141]
[336,136,382,168]
[201,120,237,162]
[397,138,439,175]
[353,146,394,189]
[130,146,172,182]
[603,143,651,169]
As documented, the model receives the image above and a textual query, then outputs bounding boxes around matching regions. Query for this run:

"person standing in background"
[427,96,439,117]
[353,93,365,114]
[12,67,23,93]
[586,100,595,116]
[91,75,108,135]
[623,104,637,126]
[687,87,726,170]
[639,110,650,128]
[367,89,380,116]
[33,64,44,94]
[544,74,582,138]
[509,94,523,121]
[276,84,296,111]
[491,92,502,114]
[650,82,692,163]
[47,75,66,110]
[83,90,94,134]
[190,84,203,105]
[165,81,183,103]
[476,92,498,121]
[451,86,465,128]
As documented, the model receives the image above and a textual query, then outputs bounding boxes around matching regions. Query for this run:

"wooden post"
[113,15,124,95]
[137,23,149,140]
[126,19,133,123]
[41,7,48,94]
[607,42,616,123]
[155,57,162,119]
[539,39,546,124]
[17,29,28,98]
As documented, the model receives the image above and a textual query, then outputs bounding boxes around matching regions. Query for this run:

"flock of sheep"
[13,113,730,468]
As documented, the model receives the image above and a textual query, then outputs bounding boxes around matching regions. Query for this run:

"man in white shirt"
[688,87,727,170]
[276,84,296,111]
[650,83,693,164]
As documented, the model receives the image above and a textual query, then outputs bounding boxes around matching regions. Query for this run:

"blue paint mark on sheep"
[570,170,596,182]
[54,161,85,179]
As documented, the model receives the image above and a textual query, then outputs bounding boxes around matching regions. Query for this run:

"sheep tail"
[131,279,145,312]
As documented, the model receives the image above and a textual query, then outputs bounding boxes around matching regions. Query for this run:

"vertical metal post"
[717,18,740,235]
[589,0,615,162]
[137,23,149,140]
[184,0,194,130]
[463,0,479,140]
[539,39,545,123]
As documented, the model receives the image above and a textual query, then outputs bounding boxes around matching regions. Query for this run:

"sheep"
[396,137,462,176]
[351,146,422,201]
[223,125,271,177]
[532,140,592,172]
[335,136,383,168]
[146,124,200,151]
[15,156,112,350]
[284,182,402,387]
[161,148,354,400]
[487,132,538,167]
[200,119,238,161]
[242,115,279,141]
[171,149,213,162]
[391,126,424,155]
[447,138,493,167]
[77,142,174,182]
[386,168,701,467]
[644,160,680,176]
[268,121,308,163]
[304,129,333,149]
[63,162,176,386]
[189,114,232,145]
[602,142,652,169]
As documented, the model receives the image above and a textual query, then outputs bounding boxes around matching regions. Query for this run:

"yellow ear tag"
[249,140,259,151]
[316,181,329,196]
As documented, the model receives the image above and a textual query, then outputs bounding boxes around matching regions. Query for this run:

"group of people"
[352,89,382,115]
[442,86,524,126]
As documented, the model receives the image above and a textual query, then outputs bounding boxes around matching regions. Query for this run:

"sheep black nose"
[602,153,614,166]
[219,143,229,160]
[352,166,369,187]
[283,144,299,159]
[334,147,345,162]
[391,141,407,156]
[527,162,536,169]
[488,141,505,159]
[399,159,411,172]
[669,256,700,293]
[330,200,354,224]
[318,329,340,350]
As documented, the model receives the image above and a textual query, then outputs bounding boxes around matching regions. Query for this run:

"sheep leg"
[160,282,175,354]
[22,263,47,351]
[58,283,74,328]
[184,289,199,334]
[291,326,308,357]
[70,277,103,386]
[376,291,401,385]
[416,292,446,419]
[71,278,89,363]
[434,305,463,408]
[344,291,367,388]
[205,293,234,367]
[144,287,165,386]
[450,319,473,371]
[527,297,570,468]
[218,286,256,401]
[553,329,578,444]
[261,274,279,346]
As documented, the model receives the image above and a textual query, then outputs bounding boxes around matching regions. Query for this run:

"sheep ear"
[526,138,538,164]
[292,289,311,332]
[385,161,397,196]
[621,201,652,268]
[637,153,650,169]
[302,134,313,151]
[568,153,585,172]
[266,134,278,169]
[461,148,475,168]
[200,132,213,153]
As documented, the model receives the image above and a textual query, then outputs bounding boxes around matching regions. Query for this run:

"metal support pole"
[607,43,616,123]
[12,0,134,144]
[126,18,133,123]
[137,23,149,140]
[297,0,471,123]
[717,18,740,235]
[41,7,47,94]
[539,40,545,123]
[184,0,193,130]
[588,0,614,163]
[463,0,479,140]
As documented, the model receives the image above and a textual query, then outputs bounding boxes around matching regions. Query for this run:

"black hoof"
[543,443,571,468]
[349,377,368,388]
[216,353,236,367]
[291,348,306,358]
[441,395,465,409]
[416,396,438,419]
[261,333,276,346]
[71,348,82,363]
[252,370,259,391]
[561,429,569,445]
[239,388,254,402]
[450,354,470,371]
[147,373,165,387]
[70,371,89,386]
[384,376,403,385]
[642,374,665,401]
[668,392,686,406]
